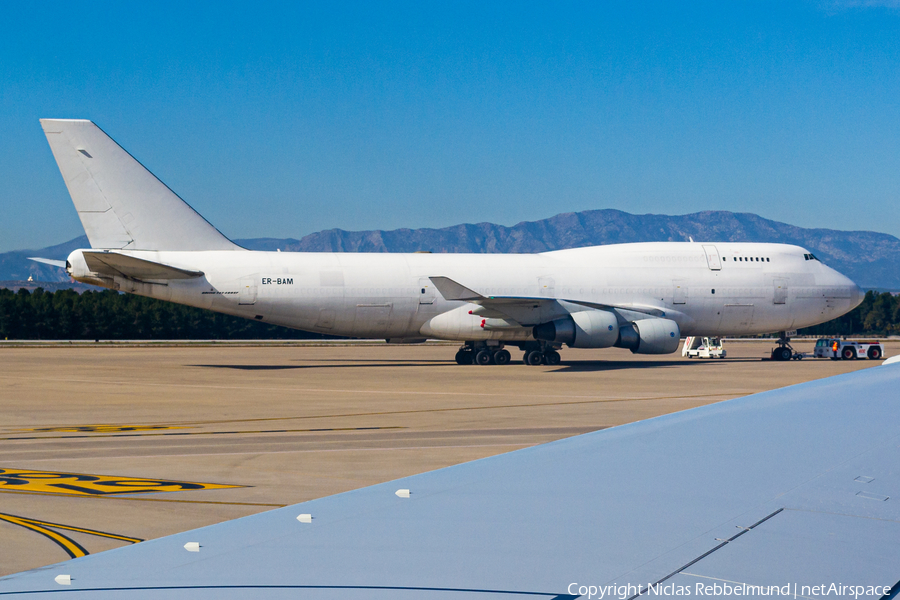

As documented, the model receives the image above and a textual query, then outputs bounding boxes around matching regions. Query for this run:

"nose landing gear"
[770,332,801,361]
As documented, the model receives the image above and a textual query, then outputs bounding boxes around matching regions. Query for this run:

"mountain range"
[4,209,899,289]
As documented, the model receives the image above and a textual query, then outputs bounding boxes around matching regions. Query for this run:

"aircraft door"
[418,278,435,305]
[702,245,722,270]
[721,304,755,332]
[673,280,687,304]
[539,276,555,297]
[773,278,788,304]
[238,276,257,305]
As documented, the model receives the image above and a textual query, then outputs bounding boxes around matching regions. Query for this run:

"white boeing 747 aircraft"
[32,119,862,365]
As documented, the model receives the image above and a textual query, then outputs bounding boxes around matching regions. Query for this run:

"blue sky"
[2,1,900,251]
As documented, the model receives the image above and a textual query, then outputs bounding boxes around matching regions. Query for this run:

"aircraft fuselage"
[70,241,861,341]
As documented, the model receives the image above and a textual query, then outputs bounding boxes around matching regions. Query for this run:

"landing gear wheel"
[455,349,473,365]
[524,350,544,366]
[543,350,561,365]
[475,349,493,365]
[841,347,856,360]
[773,347,792,361]
[868,347,882,360]
[493,349,511,365]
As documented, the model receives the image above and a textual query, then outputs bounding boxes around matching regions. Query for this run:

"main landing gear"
[770,332,800,361]
[455,342,511,365]
[523,344,561,366]
[454,342,561,366]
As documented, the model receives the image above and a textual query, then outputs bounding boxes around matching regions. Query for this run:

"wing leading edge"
[429,276,669,325]
[3,366,900,598]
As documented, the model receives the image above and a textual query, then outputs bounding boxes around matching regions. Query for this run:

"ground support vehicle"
[813,338,884,360]
[682,336,726,359]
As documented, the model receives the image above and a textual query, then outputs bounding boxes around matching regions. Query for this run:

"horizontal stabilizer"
[27,257,67,268]
[82,251,204,280]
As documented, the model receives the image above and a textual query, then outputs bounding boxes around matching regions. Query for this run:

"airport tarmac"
[0,339,894,576]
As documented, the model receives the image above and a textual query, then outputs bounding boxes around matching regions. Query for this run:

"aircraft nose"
[850,282,864,310]
[822,265,863,310]
[834,270,864,310]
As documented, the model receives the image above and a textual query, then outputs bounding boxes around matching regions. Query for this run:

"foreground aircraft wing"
[82,251,204,280]
[429,276,668,321]
[3,365,900,598]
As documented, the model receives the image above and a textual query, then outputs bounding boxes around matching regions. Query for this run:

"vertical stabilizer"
[40,119,240,251]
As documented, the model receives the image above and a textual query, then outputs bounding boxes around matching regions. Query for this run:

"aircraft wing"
[81,251,204,280]
[3,365,900,598]
[429,276,669,322]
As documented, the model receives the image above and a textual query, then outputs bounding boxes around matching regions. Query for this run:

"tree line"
[0,287,897,340]
[0,288,328,340]
[797,290,900,337]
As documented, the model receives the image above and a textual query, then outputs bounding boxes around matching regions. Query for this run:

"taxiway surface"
[0,340,893,576]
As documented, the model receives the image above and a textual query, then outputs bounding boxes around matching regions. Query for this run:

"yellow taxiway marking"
[0,392,742,437]
[0,512,142,559]
[0,489,283,506]
[1,425,403,441]
[15,425,187,433]
[0,468,243,496]
[0,373,747,404]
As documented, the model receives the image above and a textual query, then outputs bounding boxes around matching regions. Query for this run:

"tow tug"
[814,338,884,360]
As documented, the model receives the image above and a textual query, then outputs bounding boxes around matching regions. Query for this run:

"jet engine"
[613,318,681,354]
[533,311,681,354]
[532,310,619,348]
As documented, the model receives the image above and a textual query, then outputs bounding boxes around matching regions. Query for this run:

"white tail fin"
[40,119,240,251]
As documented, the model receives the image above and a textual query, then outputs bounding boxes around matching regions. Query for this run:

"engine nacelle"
[532,310,619,348]
[65,249,109,286]
[614,318,681,354]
